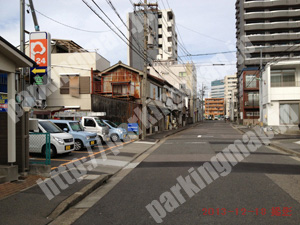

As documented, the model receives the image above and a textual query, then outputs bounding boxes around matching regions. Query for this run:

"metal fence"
[29,133,51,165]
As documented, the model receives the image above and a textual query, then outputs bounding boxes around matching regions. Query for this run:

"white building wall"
[262,60,300,133]
[224,74,237,117]
[47,52,110,111]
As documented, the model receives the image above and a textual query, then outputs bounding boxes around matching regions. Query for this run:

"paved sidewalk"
[0,122,199,225]
[232,123,300,157]
[0,140,156,225]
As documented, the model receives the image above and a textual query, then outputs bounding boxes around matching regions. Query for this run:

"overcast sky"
[0,0,237,93]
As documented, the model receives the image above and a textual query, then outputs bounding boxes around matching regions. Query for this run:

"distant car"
[80,117,110,143]
[29,119,74,157]
[50,120,99,151]
[103,120,127,142]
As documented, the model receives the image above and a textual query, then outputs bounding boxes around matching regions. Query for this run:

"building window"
[158,34,162,38]
[168,37,172,42]
[245,92,259,107]
[179,72,187,77]
[150,83,161,101]
[245,74,257,88]
[167,27,172,32]
[0,73,7,93]
[112,83,128,96]
[167,11,173,21]
[168,47,172,52]
[158,24,162,28]
[271,69,295,87]
[279,103,299,125]
[60,75,90,96]
[158,13,162,18]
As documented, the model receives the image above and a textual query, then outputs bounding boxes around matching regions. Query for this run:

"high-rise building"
[224,74,237,117]
[211,79,224,98]
[236,0,300,74]
[128,9,178,71]
[236,0,300,124]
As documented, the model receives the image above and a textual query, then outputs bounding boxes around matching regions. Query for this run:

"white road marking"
[294,141,300,145]
[85,159,129,167]
[198,135,214,138]
[134,141,156,145]
[186,142,206,144]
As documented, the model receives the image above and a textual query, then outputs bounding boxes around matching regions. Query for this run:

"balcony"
[245,44,300,54]
[246,32,300,42]
[245,21,300,31]
[245,9,300,20]
[244,0,299,9]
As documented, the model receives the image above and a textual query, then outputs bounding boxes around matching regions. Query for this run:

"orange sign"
[30,39,48,67]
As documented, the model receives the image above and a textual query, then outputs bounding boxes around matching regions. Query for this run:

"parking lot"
[29,140,134,170]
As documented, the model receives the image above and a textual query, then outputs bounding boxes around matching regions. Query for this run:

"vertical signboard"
[29,32,51,85]
[0,94,7,112]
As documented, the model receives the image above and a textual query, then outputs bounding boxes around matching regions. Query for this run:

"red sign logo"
[30,39,48,67]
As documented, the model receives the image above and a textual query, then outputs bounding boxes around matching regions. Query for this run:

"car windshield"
[105,120,118,128]
[39,121,63,133]
[95,119,106,127]
[70,122,84,131]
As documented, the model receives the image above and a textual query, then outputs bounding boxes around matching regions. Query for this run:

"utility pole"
[134,0,158,140]
[259,48,263,128]
[28,0,40,31]
[20,0,25,94]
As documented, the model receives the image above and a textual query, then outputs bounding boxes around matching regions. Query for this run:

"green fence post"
[46,133,51,165]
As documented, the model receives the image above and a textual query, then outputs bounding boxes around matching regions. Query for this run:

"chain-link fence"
[29,133,51,165]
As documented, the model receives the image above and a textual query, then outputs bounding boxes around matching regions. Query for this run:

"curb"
[48,138,159,221]
[270,143,300,158]
[48,174,111,220]
[48,123,198,221]
[234,124,300,158]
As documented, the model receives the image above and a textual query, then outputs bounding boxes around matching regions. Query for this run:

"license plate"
[65,145,71,150]
[90,141,95,145]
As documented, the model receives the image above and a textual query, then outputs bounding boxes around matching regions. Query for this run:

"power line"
[82,0,148,65]
[181,51,236,57]
[30,7,117,33]
[177,23,227,43]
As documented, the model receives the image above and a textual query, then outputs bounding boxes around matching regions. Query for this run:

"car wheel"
[75,139,83,151]
[111,134,119,142]
[42,145,57,158]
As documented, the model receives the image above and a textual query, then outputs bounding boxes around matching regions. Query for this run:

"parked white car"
[29,119,74,157]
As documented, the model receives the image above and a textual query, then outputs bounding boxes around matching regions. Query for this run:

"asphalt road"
[73,121,300,225]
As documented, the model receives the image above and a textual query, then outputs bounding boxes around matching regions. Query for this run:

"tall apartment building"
[224,74,237,117]
[236,0,300,74]
[205,98,225,119]
[128,9,178,71]
[211,79,225,98]
[236,0,300,124]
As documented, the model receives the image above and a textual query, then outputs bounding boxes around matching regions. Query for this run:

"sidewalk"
[0,122,199,225]
[145,122,201,141]
[232,123,300,157]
